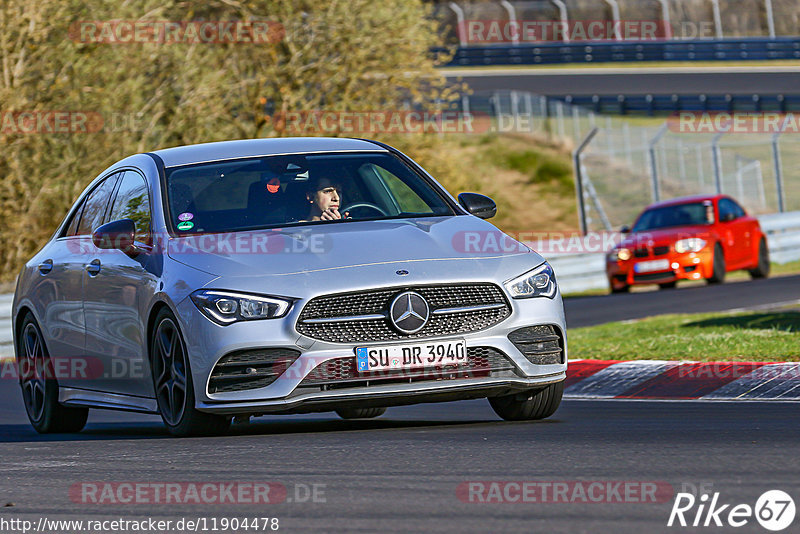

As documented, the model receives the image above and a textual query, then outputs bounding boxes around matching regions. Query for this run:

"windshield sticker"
[178,212,194,221]
[177,221,194,231]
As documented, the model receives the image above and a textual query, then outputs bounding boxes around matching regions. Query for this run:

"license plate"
[355,339,467,372]
[634,259,671,273]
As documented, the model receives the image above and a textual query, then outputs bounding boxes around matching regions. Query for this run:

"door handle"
[86,259,101,276]
[38,259,53,274]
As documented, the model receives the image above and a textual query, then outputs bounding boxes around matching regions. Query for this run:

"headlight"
[609,247,632,261]
[191,290,293,325]
[674,238,707,253]
[504,262,557,299]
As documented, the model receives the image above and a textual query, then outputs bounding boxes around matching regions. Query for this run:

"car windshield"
[631,202,713,232]
[164,152,455,234]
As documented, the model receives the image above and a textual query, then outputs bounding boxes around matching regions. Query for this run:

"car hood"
[167,215,537,278]
[621,225,712,248]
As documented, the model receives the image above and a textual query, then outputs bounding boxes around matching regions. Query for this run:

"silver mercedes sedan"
[13,137,567,436]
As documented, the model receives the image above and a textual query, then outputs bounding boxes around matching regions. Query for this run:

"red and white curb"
[565,359,800,400]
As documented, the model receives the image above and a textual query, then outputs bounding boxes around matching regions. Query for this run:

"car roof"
[645,194,725,210]
[150,137,387,168]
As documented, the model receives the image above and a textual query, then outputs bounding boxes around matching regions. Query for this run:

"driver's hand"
[320,208,341,221]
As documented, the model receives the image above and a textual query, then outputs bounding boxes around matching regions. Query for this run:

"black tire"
[17,313,88,433]
[489,381,564,421]
[748,238,770,279]
[610,283,629,294]
[335,407,386,419]
[150,308,230,437]
[659,281,677,290]
[707,243,726,284]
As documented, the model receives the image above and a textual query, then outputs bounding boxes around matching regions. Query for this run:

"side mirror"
[620,225,631,234]
[458,192,497,220]
[92,219,139,256]
[720,212,736,223]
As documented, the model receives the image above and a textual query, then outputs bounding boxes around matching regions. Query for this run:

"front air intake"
[508,325,564,365]
[208,348,300,394]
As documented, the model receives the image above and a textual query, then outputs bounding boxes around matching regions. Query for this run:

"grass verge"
[569,308,800,362]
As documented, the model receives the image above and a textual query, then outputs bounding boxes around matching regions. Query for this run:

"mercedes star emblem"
[389,291,430,334]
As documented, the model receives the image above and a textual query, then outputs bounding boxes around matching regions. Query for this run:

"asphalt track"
[443,66,800,96]
[0,376,798,533]
[564,274,800,328]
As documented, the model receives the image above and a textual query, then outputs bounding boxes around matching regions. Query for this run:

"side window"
[108,171,151,244]
[64,200,86,237]
[75,174,120,236]
[718,198,741,221]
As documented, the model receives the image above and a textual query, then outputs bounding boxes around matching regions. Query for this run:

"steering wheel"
[341,202,388,218]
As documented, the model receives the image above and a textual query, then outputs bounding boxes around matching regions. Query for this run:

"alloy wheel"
[153,318,188,426]
[20,323,46,422]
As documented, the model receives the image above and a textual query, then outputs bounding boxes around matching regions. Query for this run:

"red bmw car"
[606,195,769,293]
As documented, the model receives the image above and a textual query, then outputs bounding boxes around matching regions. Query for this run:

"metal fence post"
[711,0,723,38]
[771,116,788,212]
[500,0,519,46]
[711,131,725,194]
[551,0,570,43]
[648,124,668,202]
[765,0,776,39]
[448,2,467,47]
[573,128,599,236]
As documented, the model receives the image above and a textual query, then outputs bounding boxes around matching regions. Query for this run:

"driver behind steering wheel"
[304,176,349,222]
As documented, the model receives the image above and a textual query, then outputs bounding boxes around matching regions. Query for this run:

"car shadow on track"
[0,417,562,442]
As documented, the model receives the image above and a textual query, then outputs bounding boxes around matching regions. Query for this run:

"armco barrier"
[533,211,800,294]
[443,37,800,67]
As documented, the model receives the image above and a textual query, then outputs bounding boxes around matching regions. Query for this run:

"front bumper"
[607,248,714,287]
[175,288,568,415]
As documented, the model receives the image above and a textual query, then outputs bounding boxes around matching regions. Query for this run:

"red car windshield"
[632,202,714,232]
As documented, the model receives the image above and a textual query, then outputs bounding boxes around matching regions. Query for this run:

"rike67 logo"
[668,490,796,531]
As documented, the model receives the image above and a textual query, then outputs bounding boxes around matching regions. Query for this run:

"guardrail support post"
[573,128,599,236]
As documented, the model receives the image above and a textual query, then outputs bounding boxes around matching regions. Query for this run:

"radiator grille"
[296,284,511,343]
